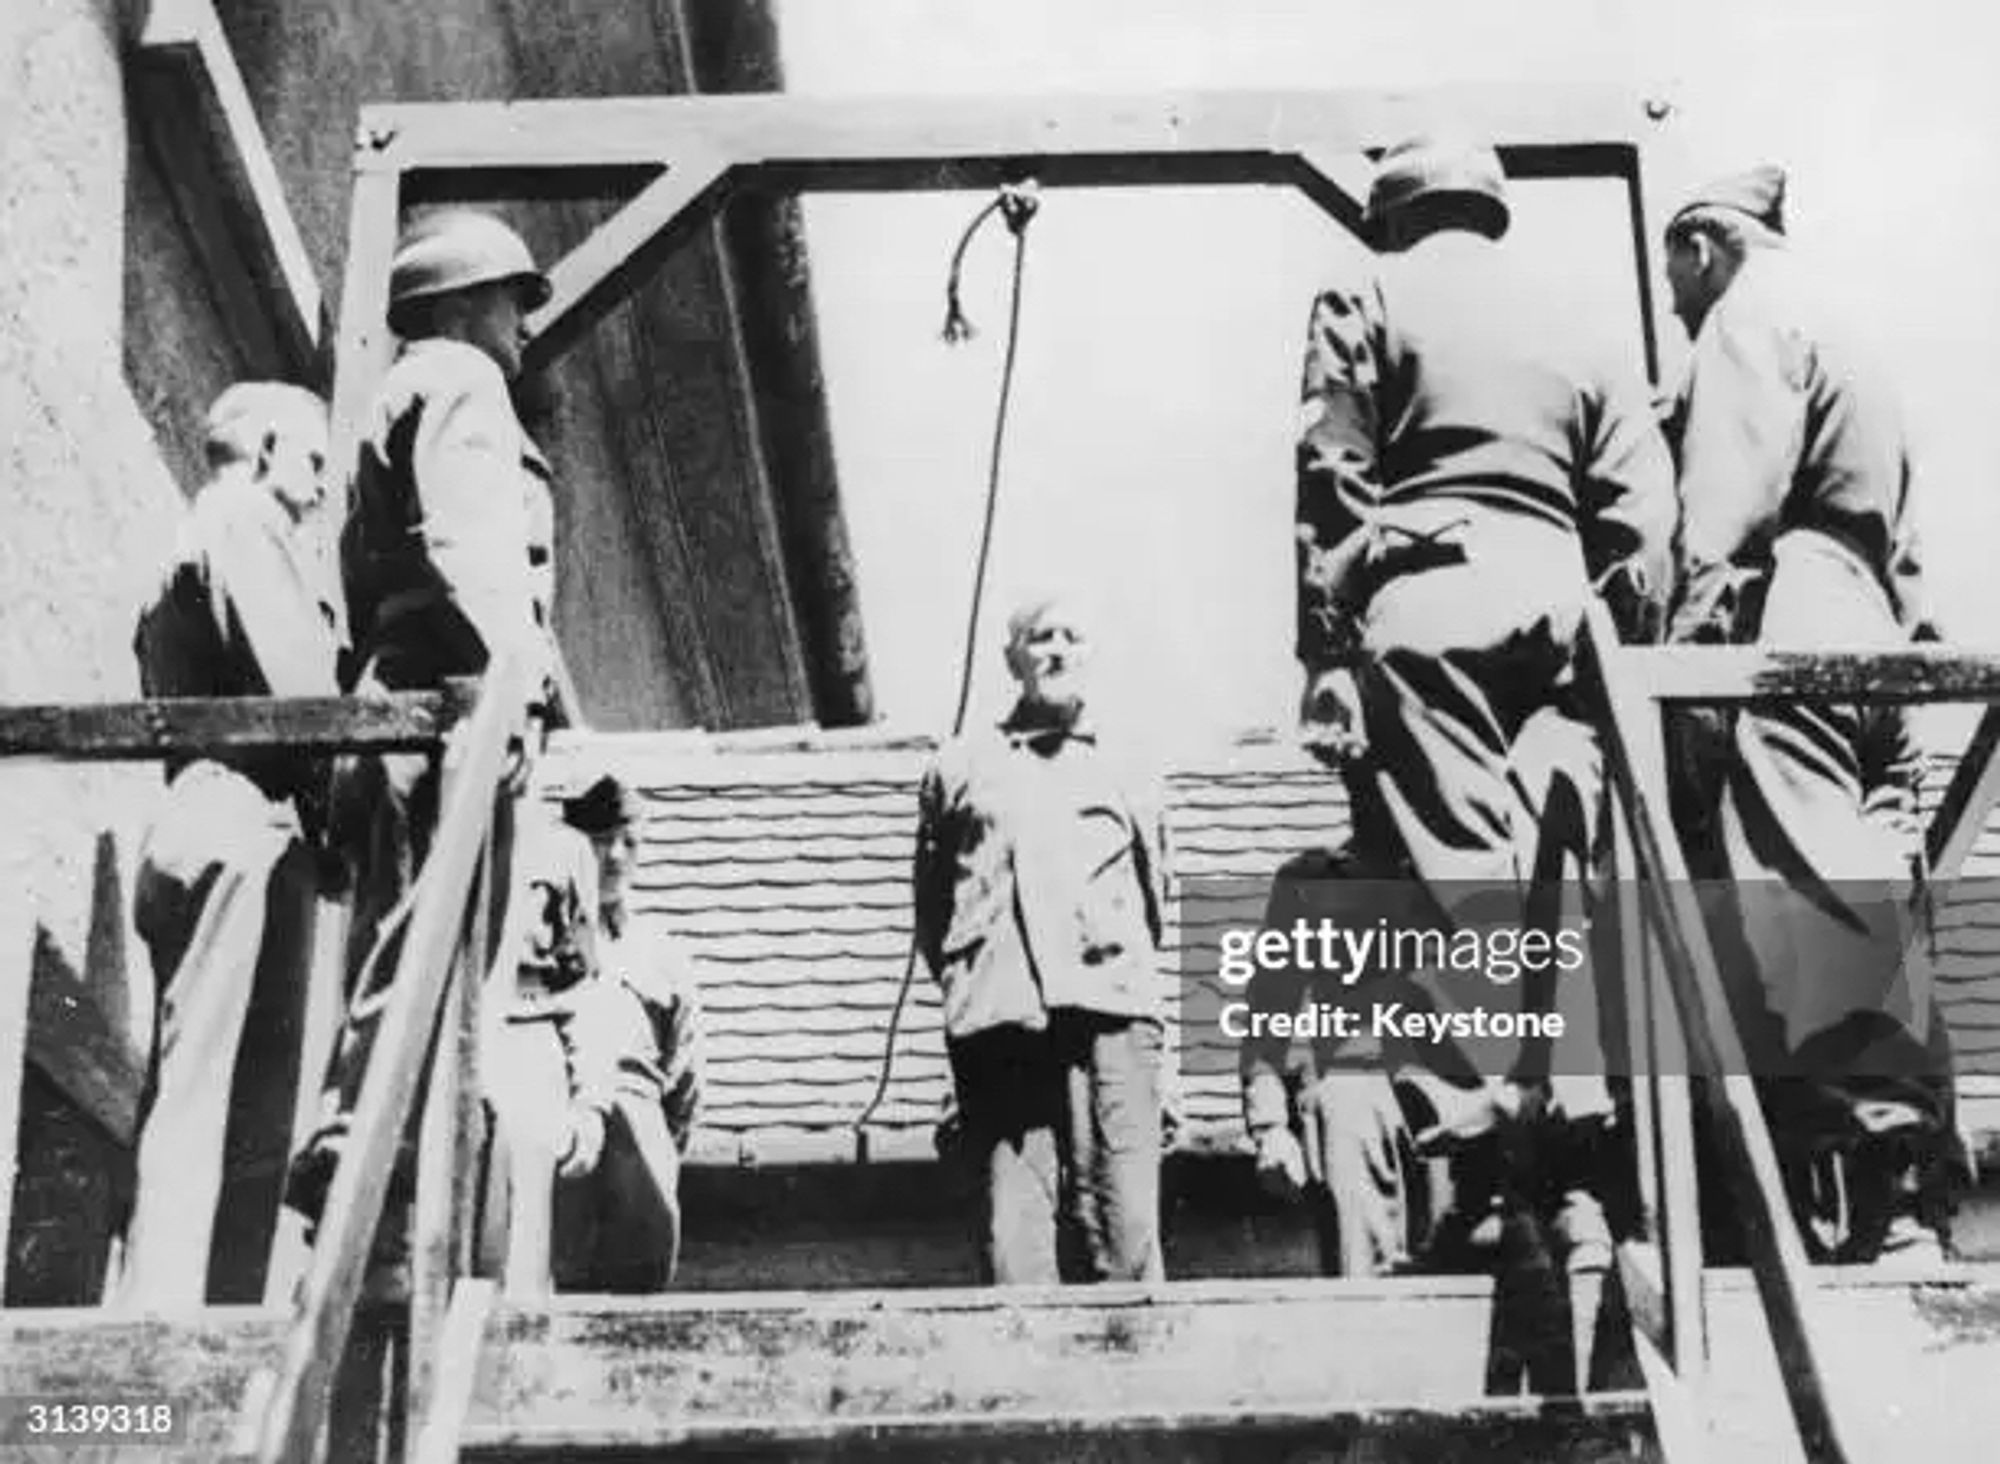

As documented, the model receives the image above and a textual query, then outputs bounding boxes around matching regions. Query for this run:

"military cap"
[1669,165,1787,237]
[561,773,640,834]
[1365,135,1511,244]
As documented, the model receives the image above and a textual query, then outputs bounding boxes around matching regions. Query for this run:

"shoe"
[1862,1216,1950,1274]
[282,1127,418,1236]
[284,1136,341,1229]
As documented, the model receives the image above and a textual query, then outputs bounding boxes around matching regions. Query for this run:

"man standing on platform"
[1265,134,1678,1281]
[1659,165,1959,1264]
[288,207,564,1231]
[121,382,341,1308]
[913,596,1172,1285]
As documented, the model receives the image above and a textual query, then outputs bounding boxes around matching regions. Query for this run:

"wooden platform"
[5,1267,1996,1462]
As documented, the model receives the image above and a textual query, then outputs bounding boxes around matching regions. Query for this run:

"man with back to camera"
[120,382,342,1308]
[1657,165,1959,1265]
[287,207,567,1233]
[913,595,1172,1285]
[1258,134,1679,1287]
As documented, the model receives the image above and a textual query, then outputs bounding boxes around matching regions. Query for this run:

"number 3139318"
[2,1398,185,1446]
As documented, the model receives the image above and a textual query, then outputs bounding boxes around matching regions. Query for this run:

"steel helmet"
[1365,135,1511,247]
[388,209,552,318]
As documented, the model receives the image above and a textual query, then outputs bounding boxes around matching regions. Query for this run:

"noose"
[944,180,1041,735]
[853,180,1040,1155]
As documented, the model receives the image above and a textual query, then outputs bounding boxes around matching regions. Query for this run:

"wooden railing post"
[1576,605,1877,1464]
[247,654,527,1464]
[1601,673,1709,1385]
[408,775,511,1445]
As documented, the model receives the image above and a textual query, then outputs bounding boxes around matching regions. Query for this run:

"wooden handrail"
[1618,645,2000,705]
[246,653,530,1464]
[0,685,479,761]
[1575,604,1871,1464]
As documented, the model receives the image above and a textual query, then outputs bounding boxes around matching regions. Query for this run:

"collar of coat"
[999,701,1097,749]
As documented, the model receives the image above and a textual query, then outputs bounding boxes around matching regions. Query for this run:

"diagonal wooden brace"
[522,149,735,375]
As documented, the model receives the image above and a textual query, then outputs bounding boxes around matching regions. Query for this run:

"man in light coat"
[914,596,1172,1285]
[120,382,341,1307]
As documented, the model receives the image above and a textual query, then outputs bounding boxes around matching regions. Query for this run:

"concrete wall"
[0,0,242,1300]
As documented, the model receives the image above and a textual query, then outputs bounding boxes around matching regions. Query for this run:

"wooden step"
[4,1268,1998,1461]
[459,1396,1658,1462]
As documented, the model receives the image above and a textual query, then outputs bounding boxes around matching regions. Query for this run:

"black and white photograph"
[3,1,1999,1459]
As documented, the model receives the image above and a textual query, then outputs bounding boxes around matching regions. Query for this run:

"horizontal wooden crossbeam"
[1622,646,2000,704]
[3,649,1990,766]
[0,684,479,762]
[377,86,1665,372]
[356,85,1669,176]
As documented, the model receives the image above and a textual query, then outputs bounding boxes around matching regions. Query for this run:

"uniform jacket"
[1664,251,1927,647]
[499,821,700,1152]
[1663,253,1932,827]
[1295,234,1679,664]
[597,919,704,1153]
[341,337,555,690]
[913,708,1171,1041]
[1239,847,1373,1136]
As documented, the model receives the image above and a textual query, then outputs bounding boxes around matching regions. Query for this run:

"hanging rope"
[853,180,1040,1154]
[946,180,1040,735]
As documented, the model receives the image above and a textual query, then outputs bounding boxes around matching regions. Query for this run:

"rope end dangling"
[942,284,976,345]
[941,180,1040,346]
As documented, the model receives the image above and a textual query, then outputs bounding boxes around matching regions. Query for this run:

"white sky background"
[773,0,2000,753]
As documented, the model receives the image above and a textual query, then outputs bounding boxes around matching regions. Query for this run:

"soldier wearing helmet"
[1254,134,1678,1298]
[288,209,563,1236]
[340,207,557,692]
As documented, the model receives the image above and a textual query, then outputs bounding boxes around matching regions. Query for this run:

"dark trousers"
[1671,535,1959,1258]
[947,1011,1165,1286]
[1341,516,1619,1110]
[550,1100,684,1294]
